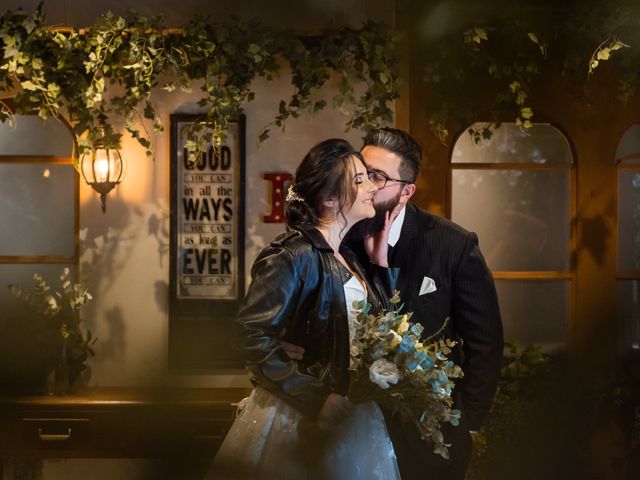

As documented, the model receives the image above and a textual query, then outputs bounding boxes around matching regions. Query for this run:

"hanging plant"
[0,2,399,162]
[422,19,546,144]
[419,0,640,144]
[263,21,399,140]
[169,15,282,155]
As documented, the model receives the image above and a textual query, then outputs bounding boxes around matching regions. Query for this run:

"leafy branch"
[420,0,640,144]
[9,268,96,384]
[0,2,399,163]
[588,36,630,75]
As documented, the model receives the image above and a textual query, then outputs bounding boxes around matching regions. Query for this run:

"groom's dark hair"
[362,127,422,183]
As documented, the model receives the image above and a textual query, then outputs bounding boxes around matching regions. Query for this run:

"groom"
[349,127,504,480]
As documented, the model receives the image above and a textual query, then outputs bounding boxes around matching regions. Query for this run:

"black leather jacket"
[235,225,398,418]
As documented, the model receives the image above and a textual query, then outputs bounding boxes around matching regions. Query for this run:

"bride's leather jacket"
[235,224,398,419]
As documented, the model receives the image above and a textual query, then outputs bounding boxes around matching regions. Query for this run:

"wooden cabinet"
[0,387,250,459]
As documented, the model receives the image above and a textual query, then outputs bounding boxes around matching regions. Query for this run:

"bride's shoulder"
[261,230,315,262]
[271,229,303,248]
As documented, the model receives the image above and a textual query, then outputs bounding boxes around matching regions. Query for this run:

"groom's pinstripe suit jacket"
[351,202,503,469]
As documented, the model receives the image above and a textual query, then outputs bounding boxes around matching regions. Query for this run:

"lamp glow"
[80,142,125,213]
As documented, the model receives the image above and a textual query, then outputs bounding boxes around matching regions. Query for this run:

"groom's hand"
[278,328,305,360]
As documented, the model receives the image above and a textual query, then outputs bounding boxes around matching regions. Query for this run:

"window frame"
[615,150,640,354]
[448,123,577,350]
[0,111,79,273]
[616,152,640,279]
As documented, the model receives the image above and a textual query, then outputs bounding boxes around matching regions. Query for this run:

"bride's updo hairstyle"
[286,138,364,229]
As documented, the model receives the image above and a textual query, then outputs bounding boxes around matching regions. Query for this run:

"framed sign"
[169,114,246,370]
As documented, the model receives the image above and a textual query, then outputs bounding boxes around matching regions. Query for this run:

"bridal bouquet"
[348,291,463,459]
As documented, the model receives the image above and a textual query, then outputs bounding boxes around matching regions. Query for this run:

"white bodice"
[343,274,367,347]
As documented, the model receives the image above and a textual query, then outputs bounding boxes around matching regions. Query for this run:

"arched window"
[451,123,575,350]
[615,125,640,355]
[0,114,78,310]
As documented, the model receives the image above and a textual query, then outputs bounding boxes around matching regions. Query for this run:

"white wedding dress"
[208,275,400,480]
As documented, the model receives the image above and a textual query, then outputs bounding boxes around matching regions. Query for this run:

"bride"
[208,138,400,479]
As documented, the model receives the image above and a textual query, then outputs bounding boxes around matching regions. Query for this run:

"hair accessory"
[286,184,305,203]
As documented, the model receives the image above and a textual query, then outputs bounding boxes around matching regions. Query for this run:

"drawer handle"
[38,428,71,442]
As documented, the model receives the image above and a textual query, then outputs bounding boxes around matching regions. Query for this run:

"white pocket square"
[419,276,437,296]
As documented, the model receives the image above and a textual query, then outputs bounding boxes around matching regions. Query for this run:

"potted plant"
[2,268,95,394]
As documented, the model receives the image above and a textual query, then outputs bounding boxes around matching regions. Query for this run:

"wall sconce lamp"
[79,141,125,213]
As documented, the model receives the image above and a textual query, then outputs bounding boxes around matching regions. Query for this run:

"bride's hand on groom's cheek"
[364,211,392,267]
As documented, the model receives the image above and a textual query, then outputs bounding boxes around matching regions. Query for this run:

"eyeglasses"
[367,170,412,189]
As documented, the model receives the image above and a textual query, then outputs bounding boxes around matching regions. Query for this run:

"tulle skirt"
[207,386,400,480]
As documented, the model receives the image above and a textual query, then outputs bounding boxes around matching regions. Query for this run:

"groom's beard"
[349,192,402,240]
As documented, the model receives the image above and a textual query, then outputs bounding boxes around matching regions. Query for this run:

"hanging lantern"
[80,141,125,213]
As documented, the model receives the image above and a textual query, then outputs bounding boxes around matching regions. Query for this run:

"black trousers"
[382,407,473,480]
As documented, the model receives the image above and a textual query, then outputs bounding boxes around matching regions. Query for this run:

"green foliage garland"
[419,0,640,143]
[0,2,399,161]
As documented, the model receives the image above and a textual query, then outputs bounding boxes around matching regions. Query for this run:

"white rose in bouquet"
[369,358,400,389]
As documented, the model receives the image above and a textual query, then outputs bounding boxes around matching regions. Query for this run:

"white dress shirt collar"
[388,205,406,247]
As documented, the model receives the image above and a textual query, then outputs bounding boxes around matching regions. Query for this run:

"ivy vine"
[419,0,640,143]
[0,2,399,161]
